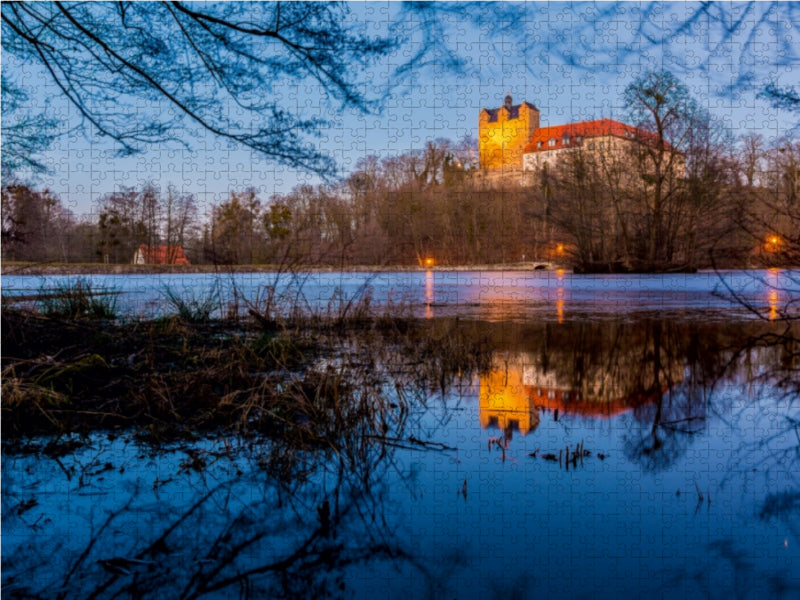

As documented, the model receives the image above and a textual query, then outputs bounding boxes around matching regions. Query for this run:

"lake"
[2,269,799,599]
[2,268,798,321]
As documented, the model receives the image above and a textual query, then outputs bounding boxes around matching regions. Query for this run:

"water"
[2,268,798,320]
[2,271,799,599]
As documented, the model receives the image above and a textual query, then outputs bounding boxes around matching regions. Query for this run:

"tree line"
[2,73,797,271]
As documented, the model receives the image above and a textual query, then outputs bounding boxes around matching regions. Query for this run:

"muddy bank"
[1,262,558,276]
[1,307,491,445]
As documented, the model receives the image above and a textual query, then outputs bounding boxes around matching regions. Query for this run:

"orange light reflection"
[556,269,565,323]
[767,268,781,321]
[424,270,434,319]
[769,290,779,321]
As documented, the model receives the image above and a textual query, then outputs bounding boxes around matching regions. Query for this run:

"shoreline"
[1,262,789,277]
[1,262,561,276]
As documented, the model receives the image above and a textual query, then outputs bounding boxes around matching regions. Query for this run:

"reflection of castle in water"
[480,349,685,435]
[480,357,541,435]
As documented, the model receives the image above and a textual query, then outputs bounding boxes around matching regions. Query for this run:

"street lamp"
[766,235,781,252]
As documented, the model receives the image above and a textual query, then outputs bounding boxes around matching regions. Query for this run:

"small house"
[133,245,190,265]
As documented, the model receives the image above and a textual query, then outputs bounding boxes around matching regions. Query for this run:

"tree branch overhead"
[1,1,396,177]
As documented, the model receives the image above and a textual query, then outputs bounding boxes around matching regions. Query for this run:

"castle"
[478,94,664,173]
[478,95,540,171]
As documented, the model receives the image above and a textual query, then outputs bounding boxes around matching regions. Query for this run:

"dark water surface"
[2,272,799,598]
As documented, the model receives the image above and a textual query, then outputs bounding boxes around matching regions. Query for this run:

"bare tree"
[546,149,615,269]
[746,140,800,268]
[209,189,263,265]
[0,80,59,179]
[1,2,397,177]
[163,184,198,260]
[740,134,765,188]
[399,2,799,124]
[623,71,697,269]
[1,184,73,262]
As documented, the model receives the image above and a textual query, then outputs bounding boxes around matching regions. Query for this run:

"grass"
[160,281,221,323]
[35,278,118,319]
[1,298,492,448]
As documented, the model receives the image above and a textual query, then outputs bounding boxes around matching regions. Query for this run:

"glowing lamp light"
[766,235,782,253]
[424,257,435,268]
[556,244,564,254]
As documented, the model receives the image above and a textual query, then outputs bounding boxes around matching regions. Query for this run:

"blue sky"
[8,1,798,218]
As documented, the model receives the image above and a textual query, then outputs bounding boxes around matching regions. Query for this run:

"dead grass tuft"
[1,305,493,451]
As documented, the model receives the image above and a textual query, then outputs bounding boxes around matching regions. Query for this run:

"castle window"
[599,141,605,149]
[562,134,570,145]
[537,141,543,149]
[548,138,556,147]
[588,142,595,150]
[576,136,582,144]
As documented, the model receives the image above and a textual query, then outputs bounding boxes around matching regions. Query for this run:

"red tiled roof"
[526,385,660,418]
[523,118,669,153]
[136,245,190,265]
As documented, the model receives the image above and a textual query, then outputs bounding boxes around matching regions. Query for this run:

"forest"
[3,126,797,272]
[2,3,798,274]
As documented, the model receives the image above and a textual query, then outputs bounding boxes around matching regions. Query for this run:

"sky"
[5,1,798,219]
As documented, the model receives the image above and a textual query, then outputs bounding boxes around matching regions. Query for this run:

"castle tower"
[478,94,540,171]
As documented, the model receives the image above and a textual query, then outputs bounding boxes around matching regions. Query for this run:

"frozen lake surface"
[2,268,798,321]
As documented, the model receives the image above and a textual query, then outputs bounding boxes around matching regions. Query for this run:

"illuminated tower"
[478,94,540,171]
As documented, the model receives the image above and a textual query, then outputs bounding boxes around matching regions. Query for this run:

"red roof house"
[523,118,670,154]
[133,245,191,265]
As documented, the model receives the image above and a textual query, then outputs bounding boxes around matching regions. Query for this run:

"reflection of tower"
[479,353,541,435]
[477,319,697,436]
[478,347,680,427]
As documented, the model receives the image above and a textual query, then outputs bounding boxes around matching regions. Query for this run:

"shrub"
[160,282,222,323]
[37,278,118,319]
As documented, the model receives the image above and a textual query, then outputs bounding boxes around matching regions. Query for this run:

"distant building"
[478,94,540,171]
[521,118,672,172]
[478,95,680,175]
[133,245,190,265]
